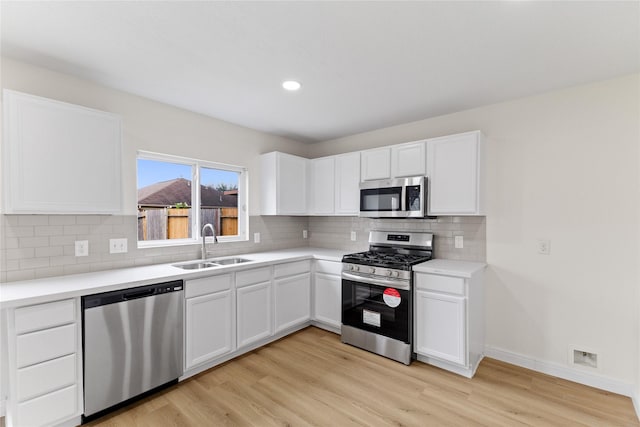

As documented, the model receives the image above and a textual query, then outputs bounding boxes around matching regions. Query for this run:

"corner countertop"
[413,259,487,278]
[0,247,347,309]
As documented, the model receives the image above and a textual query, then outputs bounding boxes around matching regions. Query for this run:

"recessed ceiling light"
[282,80,301,91]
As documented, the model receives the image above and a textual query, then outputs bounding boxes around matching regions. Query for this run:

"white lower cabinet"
[274,262,311,333]
[415,291,466,365]
[236,267,273,348]
[413,260,485,378]
[185,291,233,369]
[5,298,83,427]
[184,274,234,370]
[312,260,342,331]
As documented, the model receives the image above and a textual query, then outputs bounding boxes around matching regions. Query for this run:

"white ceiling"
[2,1,639,143]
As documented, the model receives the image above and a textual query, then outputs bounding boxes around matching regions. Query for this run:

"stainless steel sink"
[173,257,251,270]
[212,257,251,265]
[173,261,219,270]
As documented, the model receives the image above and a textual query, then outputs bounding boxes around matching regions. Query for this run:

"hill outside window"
[137,151,248,248]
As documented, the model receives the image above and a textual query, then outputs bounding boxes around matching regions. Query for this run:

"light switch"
[454,235,464,249]
[254,232,261,243]
[303,230,308,239]
[350,231,357,241]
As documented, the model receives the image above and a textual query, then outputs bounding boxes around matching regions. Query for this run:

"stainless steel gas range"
[341,230,433,365]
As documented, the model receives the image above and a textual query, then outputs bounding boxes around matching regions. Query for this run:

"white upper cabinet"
[2,90,122,214]
[260,152,307,215]
[334,152,361,215]
[427,131,485,216]
[308,156,335,215]
[308,152,360,216]
[361,141,427,182]
[360,147,391,181]
[391,141,427,178]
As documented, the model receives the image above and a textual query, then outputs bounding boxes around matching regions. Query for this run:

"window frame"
[137,150,248,248]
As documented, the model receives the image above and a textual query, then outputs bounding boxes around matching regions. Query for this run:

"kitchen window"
[137,151,248,247]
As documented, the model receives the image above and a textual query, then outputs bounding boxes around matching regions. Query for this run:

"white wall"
[310,74,640,390]
[0,57,309,216]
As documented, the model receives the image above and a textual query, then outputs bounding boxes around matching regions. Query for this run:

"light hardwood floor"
[86,327,638,427]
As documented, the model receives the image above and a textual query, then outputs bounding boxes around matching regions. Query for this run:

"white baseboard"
[633,391,640,422]
[484,345,635,398]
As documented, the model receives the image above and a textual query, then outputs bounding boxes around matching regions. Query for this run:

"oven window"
[342,279,410,343]
[360,187,402,211]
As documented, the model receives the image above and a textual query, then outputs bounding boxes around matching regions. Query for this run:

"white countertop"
[413,259,487,278]
[0,247,347,309]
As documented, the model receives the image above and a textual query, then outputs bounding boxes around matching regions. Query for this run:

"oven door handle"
[341,272,410,291]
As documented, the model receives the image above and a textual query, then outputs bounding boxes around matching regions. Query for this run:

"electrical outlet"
[254,232,261,243]
[350,231,356,241]
[537,239,551,255]
[303,229,308,239]
[75,240,89,257]
[109,238,128,254]
[454,235,464,249]
[570,346,599,369]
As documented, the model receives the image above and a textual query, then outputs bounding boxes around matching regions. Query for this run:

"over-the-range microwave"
[359,176,428,218]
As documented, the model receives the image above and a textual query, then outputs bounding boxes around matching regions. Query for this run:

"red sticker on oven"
[383,288,401,308]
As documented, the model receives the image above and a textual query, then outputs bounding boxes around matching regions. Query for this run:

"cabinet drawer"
[314,260,342,276]
[17,354,77,402]
[15,384,78,427]
[274,260,310,278]
[236,267,271,288]
[16,324,76,368]
[15,299,76,334]
[185,274,232,298]
[415,274,465,295]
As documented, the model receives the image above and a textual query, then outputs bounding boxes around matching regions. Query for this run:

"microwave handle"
[401,184,407,212]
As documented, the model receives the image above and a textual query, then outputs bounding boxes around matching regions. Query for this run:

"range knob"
[370,267,376,274]
[354,265,360,272]
[385,270,392,276]
[392,271,400,278]
[349,265,355,271]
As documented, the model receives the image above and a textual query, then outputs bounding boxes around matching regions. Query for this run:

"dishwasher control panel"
[82,280,184,309]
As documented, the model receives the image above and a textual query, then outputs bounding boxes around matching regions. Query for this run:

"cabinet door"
[313,273,342,328]
[237,281,273,348]
[3,90,122,214]
[277,153,307,214]
[415,290,466,366]
[427,132,482,215]
[361,147,391,181]
[391,141,426,178]
[334,152,361,215]
[309,157,335,215]
[274,273,311,333]
[185,290,233,370]
[260,152,308,215]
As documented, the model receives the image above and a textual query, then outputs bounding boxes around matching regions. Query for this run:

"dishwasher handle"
[123,288,155,300]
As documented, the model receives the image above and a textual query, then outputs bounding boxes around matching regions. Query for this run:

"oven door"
[342,274,411,343]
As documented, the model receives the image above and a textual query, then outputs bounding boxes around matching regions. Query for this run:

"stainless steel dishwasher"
[82,280,183,421]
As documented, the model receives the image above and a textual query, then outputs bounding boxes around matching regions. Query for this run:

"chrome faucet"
[201,223,218,259]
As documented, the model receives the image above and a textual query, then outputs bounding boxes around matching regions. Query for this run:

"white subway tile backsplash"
[1,214,484,282]
[18,216,49,226]
[63,225,90,235]
[6,227,35,238]
[34,226,64,236]
[49,216,77,226]
[19,237,50,248]
[19,257,50,270]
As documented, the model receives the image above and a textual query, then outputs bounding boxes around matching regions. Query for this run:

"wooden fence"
[138,207,238,241]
